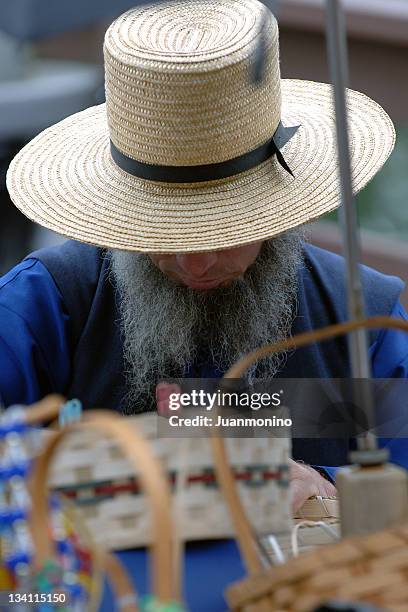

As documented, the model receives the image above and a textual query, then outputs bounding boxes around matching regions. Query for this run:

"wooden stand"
[337,463,408,537]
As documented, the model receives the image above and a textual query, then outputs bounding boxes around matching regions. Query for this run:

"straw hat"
[6,0,395,253]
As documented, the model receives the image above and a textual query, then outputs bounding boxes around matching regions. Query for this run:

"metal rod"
[325,0,377,451]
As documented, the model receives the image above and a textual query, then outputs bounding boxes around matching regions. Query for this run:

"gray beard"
[109,230,305,414]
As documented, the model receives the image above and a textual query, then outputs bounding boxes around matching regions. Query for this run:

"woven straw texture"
[47,414,291,549]
[6,0,395,253]
[227,523,408,612]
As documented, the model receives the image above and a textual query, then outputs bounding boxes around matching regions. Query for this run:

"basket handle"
[28,410,179,605]
[210,315,408,575]
[103,551,139,611]
[24,394,65,425]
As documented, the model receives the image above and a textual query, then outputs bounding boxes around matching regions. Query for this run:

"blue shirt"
[1,248,408,467]
[1,244,408,611]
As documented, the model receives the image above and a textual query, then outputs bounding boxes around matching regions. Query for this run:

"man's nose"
[176,252,218,278]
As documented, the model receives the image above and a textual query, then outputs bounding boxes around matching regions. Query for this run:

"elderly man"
[1,0,408,607]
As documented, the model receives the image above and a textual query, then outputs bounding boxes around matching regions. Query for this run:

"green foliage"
[322,124,408,242]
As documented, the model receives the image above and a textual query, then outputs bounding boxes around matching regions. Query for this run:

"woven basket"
[48,415,292,549]
[1,396,181,611]
[31,407,182,610]
[208,316,408,611]
[226,523,408,612]
[275,496,340,557]
[0,396,103,610]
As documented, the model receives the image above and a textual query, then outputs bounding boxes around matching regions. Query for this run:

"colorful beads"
[0,401,94,611]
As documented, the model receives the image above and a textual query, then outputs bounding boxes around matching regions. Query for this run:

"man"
[1,0,408,607]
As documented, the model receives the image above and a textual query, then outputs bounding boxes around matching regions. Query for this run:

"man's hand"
[290,458,337,513]
[156,381,181,416]
[156,383,337,513]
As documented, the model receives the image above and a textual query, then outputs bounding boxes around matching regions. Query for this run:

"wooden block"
[338,465,408,538]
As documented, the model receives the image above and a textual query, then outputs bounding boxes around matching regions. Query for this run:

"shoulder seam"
[0,259,38,291]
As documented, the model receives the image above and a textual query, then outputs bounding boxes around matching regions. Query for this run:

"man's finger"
[289,459,337,513]
[291,478,319,513]
[156,382,182,416]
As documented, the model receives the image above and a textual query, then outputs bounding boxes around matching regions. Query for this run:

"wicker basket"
[1,396,181,611]
[266,496,340,558]
[226,523,408,612]
[48,415,292,549]
[31,407,182,610]
[208,316,408,611]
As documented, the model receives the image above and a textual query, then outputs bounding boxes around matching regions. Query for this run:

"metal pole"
[325,0,378,452]
[324,0,408,538]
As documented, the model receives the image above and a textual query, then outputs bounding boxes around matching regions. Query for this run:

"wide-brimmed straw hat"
[7,0,395,253]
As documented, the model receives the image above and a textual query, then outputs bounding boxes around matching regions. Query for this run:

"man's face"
[148,241,263,290]
[110,229,304,413]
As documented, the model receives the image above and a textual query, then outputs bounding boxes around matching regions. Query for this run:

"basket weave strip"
[29,411,178,604]
[226,524,408,611]
[48,417,291,549]
[216,318,408,611]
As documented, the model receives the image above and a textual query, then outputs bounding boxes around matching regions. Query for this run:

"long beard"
[109,229,305,414]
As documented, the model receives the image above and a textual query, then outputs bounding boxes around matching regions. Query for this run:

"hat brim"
[6,79,395,253]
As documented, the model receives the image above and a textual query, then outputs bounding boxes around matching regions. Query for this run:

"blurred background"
[0,0,407,306]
